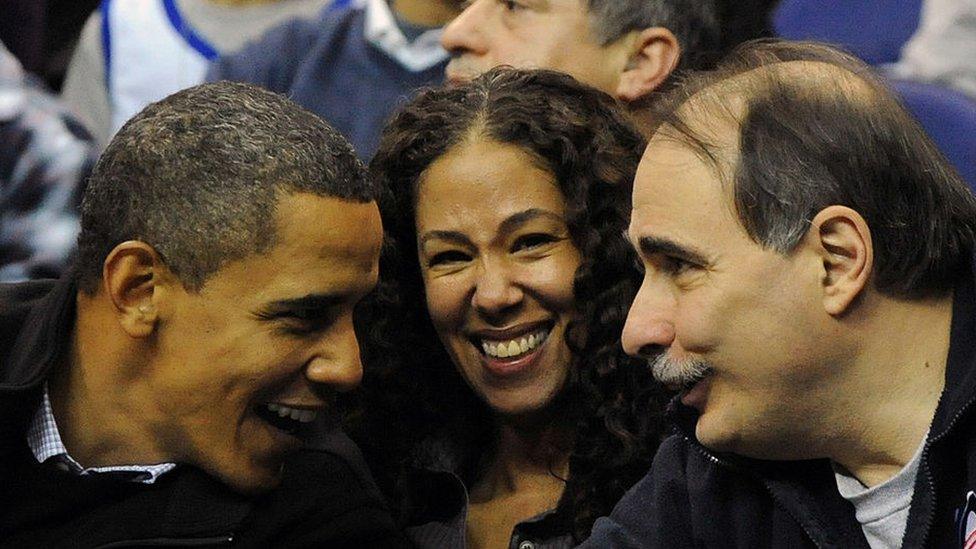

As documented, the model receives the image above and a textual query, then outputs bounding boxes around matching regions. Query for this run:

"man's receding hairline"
[652,60,883,172]
[680,60,877,127]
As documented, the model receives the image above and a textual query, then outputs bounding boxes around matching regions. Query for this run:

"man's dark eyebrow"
[637,235,710,265]
[498,208,564,235]
[258,294,345,317]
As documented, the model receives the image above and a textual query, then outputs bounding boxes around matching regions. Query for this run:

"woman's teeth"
[265,403,317,423]
[481,329,549,359]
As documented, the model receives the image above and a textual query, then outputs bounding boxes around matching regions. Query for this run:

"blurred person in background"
[0,40,94,282]
[62,0,328,147]
[208,0,462,160]
[888,0,976,99]
[439,0,727,136]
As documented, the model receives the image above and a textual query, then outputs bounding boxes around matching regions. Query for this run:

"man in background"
[208,0,462,159]
[440,0,726,135]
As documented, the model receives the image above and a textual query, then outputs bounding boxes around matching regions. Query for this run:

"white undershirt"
[833,435,927,549]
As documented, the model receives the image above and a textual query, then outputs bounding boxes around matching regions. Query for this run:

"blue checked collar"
[26,384,177,484]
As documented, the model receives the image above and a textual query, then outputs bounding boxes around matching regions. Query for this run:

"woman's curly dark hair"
[351,67,670,542]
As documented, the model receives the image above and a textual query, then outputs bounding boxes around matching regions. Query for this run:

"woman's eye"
[428,250,470,267]
[512,233,557,252]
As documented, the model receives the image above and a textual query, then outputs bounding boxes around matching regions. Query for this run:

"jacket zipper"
[684,436,824,549]
[96,534,234,548]
[914,392,976,547]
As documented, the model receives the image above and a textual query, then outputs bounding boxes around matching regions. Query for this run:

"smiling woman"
[351,67,670,547]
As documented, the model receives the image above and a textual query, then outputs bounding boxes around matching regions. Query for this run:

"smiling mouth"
[253,403,318,436]
[475,327,551,361]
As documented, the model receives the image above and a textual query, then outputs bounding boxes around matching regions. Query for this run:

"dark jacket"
[583,257,976,548]
[0,275,410,548]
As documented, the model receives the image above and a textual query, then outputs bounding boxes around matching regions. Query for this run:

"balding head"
[645,40,976,297]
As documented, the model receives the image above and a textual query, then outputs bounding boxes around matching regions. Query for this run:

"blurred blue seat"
[890,79,976,193]
[774,0,923,65]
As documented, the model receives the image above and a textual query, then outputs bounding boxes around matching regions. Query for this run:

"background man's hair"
[76,80,375,294]
[652,40,976,298]
[586,0,723,76]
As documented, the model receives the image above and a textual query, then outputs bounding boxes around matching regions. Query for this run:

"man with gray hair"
[583,41,976,548]
[440,0,730,135]
[0,81,406,546]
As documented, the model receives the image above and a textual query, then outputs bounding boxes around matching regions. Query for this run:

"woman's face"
[415,138,581,416]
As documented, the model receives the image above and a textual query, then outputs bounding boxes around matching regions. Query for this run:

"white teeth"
[482,329,550,359]
[507,341,520,356]
[264,403,318,424]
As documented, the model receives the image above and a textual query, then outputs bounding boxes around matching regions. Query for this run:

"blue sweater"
[207,5,446,160]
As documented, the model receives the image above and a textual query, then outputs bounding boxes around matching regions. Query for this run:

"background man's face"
[622,133,836,459]
[141,193,382,493]
[441,0,624,94]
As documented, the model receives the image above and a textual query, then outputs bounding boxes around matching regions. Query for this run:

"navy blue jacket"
[583,257,976,548]
[207,5,445,160]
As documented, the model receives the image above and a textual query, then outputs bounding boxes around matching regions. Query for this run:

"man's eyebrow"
[636,235,710,265]
[260,294,345,316]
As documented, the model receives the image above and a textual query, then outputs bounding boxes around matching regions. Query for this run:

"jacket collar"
[0,274,77,391]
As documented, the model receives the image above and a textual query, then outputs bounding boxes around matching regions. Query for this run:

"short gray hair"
[586,0,722,74]
[77,81,375,294]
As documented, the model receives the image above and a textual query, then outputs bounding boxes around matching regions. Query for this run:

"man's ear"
[615,27,680,103]
[807,206,874,316]
[102,241,166,338]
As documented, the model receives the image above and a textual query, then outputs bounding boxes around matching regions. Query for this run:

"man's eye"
[278,310,338,336]
[512,233,557,252]
[500,0,523,11]
[662,256,695,276]
[428,250,471,267]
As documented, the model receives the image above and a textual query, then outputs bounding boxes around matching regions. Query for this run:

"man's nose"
[471,259,523,318]
[621,278,676,358]
[304,317,363,393]
[441,0,487,55]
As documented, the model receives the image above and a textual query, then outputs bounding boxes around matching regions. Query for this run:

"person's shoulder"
[0,280,58,321]
[206,5,362,88]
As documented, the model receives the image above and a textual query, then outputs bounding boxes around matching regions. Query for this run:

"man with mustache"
[583,41,976,548]
[0,81,405,547]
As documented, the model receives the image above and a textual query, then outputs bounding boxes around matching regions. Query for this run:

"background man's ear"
[615,27,680,103]
[102,241,165,338]
[807,206,874,316]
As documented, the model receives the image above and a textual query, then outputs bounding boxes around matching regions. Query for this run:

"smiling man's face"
[140,192,382,493]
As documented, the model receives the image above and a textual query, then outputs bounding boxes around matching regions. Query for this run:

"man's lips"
[679,372,713,410]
